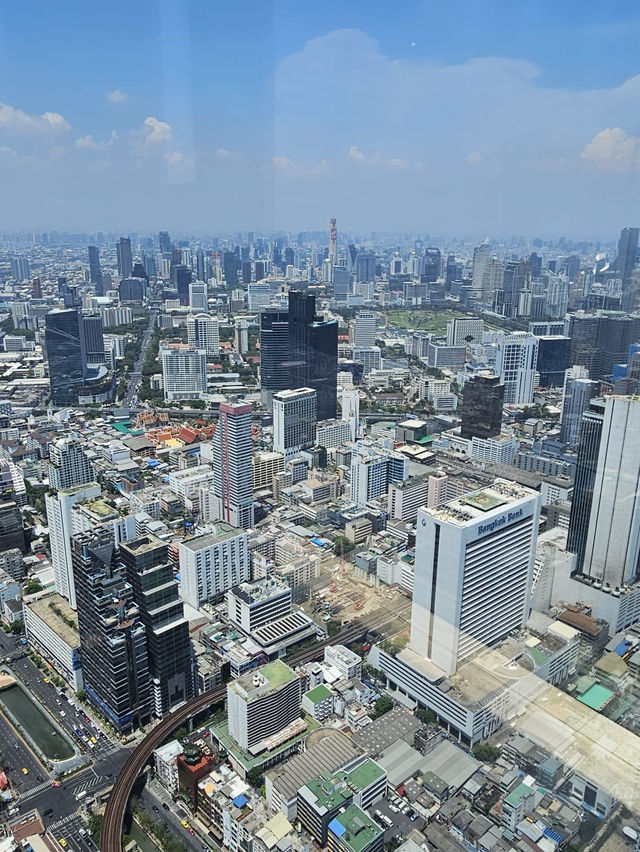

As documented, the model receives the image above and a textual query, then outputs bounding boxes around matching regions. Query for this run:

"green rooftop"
[211,716,320,773]
[306,772,352,812]
[577,683,614,711]
[261,659,297,689]
[459,490,508,512]
[345,760,385,791]
[305,684,332,704]
[328,804,383,852]
[526,646,549,666]
[505,782,534,807]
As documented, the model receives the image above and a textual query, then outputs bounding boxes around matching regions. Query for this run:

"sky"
[1,0,640,238]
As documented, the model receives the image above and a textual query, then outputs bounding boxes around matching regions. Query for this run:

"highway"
[100,620,374,852]
[122,310,157,408]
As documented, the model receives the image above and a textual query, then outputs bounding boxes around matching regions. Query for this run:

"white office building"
[411,479,540,676]
[161,345,207,401]
[23,592,83,691]
[316,419,352,449]
[187,313,219,357]
[45,482,101,609]
[341,389,360,442]
[227,577,292,634]
[495,332,538,405]
[189,280,208,312]
[352,346,382,375]
[353,311,377,347]
[273,388,317,461]
[387,475,429,522]
[446,317,484,346]
[47,436,96,491]
[324,645,362,680]
[178,523,250,609]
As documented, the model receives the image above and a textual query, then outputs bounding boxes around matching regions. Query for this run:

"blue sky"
[1,1,640,236]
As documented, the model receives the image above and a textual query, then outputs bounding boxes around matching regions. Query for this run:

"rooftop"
[328,804,382,852]
[230,659,297,701]
[427,478,537,526]
[25,592,79,647]
[179,523,246,551]
[505,782,534,807]
[305,684,333,704]
[577,683,615,711]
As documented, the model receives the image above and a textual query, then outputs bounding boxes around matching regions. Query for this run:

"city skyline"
[1,2,640,235]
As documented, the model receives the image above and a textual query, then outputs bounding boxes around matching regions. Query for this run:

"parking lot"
[368,793,425,843]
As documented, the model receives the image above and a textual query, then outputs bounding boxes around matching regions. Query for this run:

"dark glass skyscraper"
[260,308,290,402]
[72,528,151,733]
[88,245,103,294]
[568,314,640,381]
[288,290,338,420]
[116,236,133,279]
[119,535,194,717]
[535,336,571,387]
[159,230,172,255]
[223,252,239,287]
[83,315,105,365]
[460,374,504,439]
[171,264,192,305]
[566,399,605,572]
[423,248,441,283]
[614,227,639,284]
[45,308,87,406]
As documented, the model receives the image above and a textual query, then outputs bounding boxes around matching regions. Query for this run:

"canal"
[0,684,74,760]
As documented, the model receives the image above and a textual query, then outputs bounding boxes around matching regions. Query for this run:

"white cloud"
[388,158,408,169]
[272,155,329,175]
[348,145,365,160]
[0,101,70,134]
[466,151,483,164]
[273,155,294,169]
[580,127,640,172]
[106,89,127,104]
[0,145,17,158]
[141,116,172,147]
[75,131,118,150]
[214,147,232,158]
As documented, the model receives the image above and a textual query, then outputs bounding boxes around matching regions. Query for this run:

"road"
[122,310,157,408]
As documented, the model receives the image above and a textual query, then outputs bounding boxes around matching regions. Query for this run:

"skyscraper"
[571,396,640,588]
[83,315,105,365]
[356,251,376,283]
[88,245,103,294]
[353,311,377,347]
[329,217,338,265]
[189,280,208,311]
[259,308,290,404]
[423,248,441,283]
[559,368,600,446]
[496,259,529,317]
[72,528,151,732]
[614,226,639,284]
[495,332,538,404]
[288,290,338,421]
[48,436,96,491]
[120,534,194,716]
[116,237,133,279]
[171,264,192,305]
[187,314,219,356]
[161,346,207,401]
[212,401,254,529]
[341,388,360,441]
[273,388,317,460]
[410,480,540,675]
[535,336,571,387]
[460,374,504,439]
[223,252,238,287]
[45,308,88,406]
[159,230,172,254]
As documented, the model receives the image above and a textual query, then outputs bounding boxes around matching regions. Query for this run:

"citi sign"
[477,507,523,537]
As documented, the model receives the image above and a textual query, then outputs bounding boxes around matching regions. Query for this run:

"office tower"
[10,256,30,281]
[171,264,192,305]
[88,245,103,293]
[223,252,238,287]
[187,313,219,357]
[495,332,538,404]
[120,534,194,716]
[119,278,146,302]
[196,248,206,282]
[347,244,358,272]
[260,308,290,403]
[572,396,640,587]
[329,217,338,265]
[178,523,250,609]
[460,373,504,439]
[482,257,504,303]
[45,308,87,406]
[614,227,639,284]
[189,280,208,311]
[410,480,540,676]
[356,251,376,283]
[83,315,105,365]
[568,314,640,381]
[529,252,542,278]
[423,247,441,283]
[559,368,599,446]
[254,260,265,282]
[444,253,459,289]
[72,528,151,732]
[341,388,360,441]
[159,230,172,254]
[241,260,252,284]
[227,660,303,751]
[0,502,26,554]
[495,259,529,317]
[535,336,571,387]
[353,311,377,347]
[48,436,96,491]
[273,388,317,461]
[46,482,101,609]
[351,346,382,375]
[389,253,402,275]
[446,317,483,346]
[116,237,133,279]
[288,290,338,421]
[333,265,350,301]
[212,401,254,529]
[350,443,408,507]
[161,346,207,401]
[235,318,249,354]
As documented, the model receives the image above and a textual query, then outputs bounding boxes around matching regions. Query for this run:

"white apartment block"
[387,476,429,522]
[495,332,538,405]
[446,317,484,346]
[253,451,285,490]
[187,313,219,356]
[324,645,362,680]
[161,345,207,401]
[316,419,352,449]
[179,523,250,609]
[168,464,215,513]
[227,577,292,634]
[101,306,133,327]
[353,311,377,346]
[273,388,317,461]
[23,592,83,691]
[469,434,519,465]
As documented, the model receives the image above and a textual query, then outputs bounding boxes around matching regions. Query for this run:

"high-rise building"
[259,308,290,403]
[72,528,151,732]
[116,237,133,279]
[410,480,540,675]
[159,230,172,254]
[10,256,30,281]
[350,443,408,507]
[227,660,303,751]
[161,345,207,401]
[535,336,571,387]
[223,252,238,287]
[212,401,254,529]
[329,217,338,266]
[353,311,377,347]
[356,251,376,283]
[341,388,360,442]
[0,502,26,554]
[496,259,529,317]
[189,280,208,311]
[460,373,504,439]
[446,317,484,346]
[614,227,639,285]
[46,483,101,609]
[48,436,96,491]
[45,308,88,406]
[273,388,317,461]
[83,315,105,365]
[187,313,219,357]
[171,264,192,305]
[495,332,538,405]
[178,523,250,609]
[423,248,441,283]
[88,245,103,294]
[333,265,350,301]
[288,291,338,421]
[568,314,640,381]
[572,396,640,588]
[120,534,194,717]
[559,368,600,446]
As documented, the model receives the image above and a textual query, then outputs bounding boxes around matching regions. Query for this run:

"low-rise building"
[23,592,83,691]
[154,740,184,795]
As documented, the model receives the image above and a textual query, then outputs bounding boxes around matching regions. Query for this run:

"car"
[43,677,50,683]
[43,808,54,818]
[51,781,61,788]
[181,821,189,829]
[90,736,97,744]
[21,768,28,775]
[409,814,419,822]
[152,806,159,813]
[59,840,67,848]
[60,711,66,717]
[162,803,170,811]
[188,829,195,836]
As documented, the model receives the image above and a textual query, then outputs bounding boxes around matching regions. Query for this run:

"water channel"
[0,683,74,760]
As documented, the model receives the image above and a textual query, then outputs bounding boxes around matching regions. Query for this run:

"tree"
[87,813,103,842]
[24,579,43,594]
[327,619,341,637]
[246,767,264,788]
[371,695,393,719]
[333,535,355,556]
[472,742,500,763]
[8,621,23,635]
[416,708,437,725]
